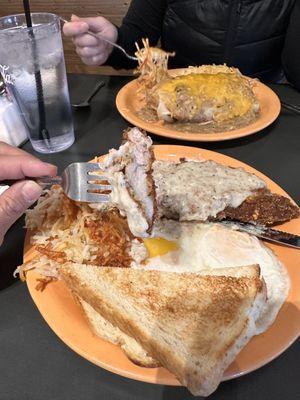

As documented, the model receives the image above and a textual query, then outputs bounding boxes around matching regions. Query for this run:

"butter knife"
[222,221,300,249]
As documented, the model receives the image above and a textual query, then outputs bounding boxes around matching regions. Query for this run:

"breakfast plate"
[24,145,300,386]
[116,70,281,142]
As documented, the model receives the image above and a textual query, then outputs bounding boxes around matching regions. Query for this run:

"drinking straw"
[23,0,50,144]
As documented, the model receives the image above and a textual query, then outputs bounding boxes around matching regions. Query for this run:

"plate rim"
[24,145,300,386]
[115,71,281,142]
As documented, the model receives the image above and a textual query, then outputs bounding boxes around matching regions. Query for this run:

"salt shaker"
[0,79,28,146]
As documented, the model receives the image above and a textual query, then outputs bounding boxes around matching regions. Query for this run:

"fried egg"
[133,221,290,334]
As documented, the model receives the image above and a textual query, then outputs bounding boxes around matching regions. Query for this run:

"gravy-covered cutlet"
[153,160,299,226]
[217,189,300,225]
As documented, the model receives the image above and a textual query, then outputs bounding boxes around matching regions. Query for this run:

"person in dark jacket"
[63,0,300,89]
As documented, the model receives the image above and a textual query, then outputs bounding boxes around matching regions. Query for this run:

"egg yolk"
[143,237,178,258]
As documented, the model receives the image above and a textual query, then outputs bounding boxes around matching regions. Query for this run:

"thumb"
[0,181,42,245]
[71,14,80,21]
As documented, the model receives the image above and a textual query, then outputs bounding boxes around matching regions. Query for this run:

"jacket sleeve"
[106,0,167,70]
[282,1,300,91]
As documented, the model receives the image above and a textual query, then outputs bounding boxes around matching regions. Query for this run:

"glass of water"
[0,13,74,153]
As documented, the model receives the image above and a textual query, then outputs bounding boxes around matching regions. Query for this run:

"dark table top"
[0,74,299,400]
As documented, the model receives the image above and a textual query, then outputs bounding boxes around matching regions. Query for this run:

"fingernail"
[44,162,56,168]
[44,162,57,172]
[40,163,57,176]
[22,181,42,202]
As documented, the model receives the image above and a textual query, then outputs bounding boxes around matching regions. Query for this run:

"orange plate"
[116,69,281,142]
[25,146,300,386]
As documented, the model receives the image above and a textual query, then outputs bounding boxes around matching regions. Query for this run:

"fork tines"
[84,163,112,203]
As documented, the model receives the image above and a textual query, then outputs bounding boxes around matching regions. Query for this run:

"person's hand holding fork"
[63,15,118,66]
[0,142,57,245]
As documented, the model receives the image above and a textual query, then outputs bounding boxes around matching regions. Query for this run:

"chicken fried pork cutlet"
[91,127,156,237]
[91,129,299,237]
[152,160,299,226]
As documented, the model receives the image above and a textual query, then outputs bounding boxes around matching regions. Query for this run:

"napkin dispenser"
[0,79,28,147]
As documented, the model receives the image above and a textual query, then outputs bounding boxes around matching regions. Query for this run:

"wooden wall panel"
[0,0,133,75]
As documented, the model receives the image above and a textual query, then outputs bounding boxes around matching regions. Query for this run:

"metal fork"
[40,162,111,203]
[1,163,111,203]
[60,17,138,62]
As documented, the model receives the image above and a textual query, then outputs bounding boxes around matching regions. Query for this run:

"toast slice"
[60,263,266,396]
[77,296,160,367]
[76,265,263,369]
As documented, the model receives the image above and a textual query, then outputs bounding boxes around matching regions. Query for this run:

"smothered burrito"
[135,39,260,133]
